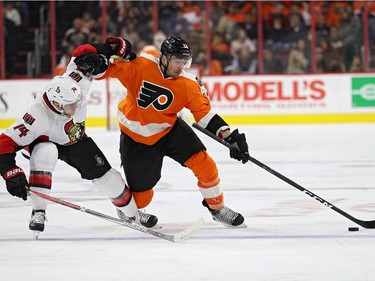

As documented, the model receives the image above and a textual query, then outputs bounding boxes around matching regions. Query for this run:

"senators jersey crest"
[64,120,85,144]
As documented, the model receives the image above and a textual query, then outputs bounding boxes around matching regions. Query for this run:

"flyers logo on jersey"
[137,81,173,111]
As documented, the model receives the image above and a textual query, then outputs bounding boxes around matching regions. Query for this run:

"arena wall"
[0,74,374,129]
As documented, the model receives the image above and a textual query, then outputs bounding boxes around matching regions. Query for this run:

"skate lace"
[117,209,137,222]
[214,206,238,224]
[30,212,47,224]
[138,210,151,224]
[117,209,148,224]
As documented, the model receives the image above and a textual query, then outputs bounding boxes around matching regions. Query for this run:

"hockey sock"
[184,150,224,210]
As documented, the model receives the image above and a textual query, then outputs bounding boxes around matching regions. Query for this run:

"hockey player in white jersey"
[0,50,157,238]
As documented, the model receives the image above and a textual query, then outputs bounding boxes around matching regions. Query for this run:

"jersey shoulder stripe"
[139,52,159,64]
[180,70,197,82]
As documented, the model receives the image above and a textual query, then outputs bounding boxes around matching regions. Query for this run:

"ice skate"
[29,210,47,239]
[116,209,160,229]
[202,200,247,228]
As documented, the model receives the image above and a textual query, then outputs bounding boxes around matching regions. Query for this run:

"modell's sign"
[202,75,350,114]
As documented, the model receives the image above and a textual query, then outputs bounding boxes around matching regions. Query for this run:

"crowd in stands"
[3,1,375,77]
[4,1,25,77]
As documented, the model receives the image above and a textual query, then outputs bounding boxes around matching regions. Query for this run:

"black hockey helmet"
[160,36,192,60]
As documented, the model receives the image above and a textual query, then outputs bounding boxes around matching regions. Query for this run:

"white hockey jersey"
[0,61,92,151]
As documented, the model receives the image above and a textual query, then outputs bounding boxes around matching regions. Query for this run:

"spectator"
[264,16,286,49]
[210,59,224,76]
[262,2,277,28]
[369,50,375,70]
[225,2,245,24]
[5,2,22,27]
[266,2,289,28]
[229,46,257,74]
[315,14,330,42]
[289,2,310,26]
[285,13,309,46]
[368,10,375,46]
[96,14,117,39]
[62,18,90,50]
[181,0,202,30]
[315,46,329,73]
[326,1,351,27]
[209,1,226,28]
[137,19,155,45]
[338,11,363,71]
[120,21,142,52]
[141,31,167,57]
[81,11,96,31]
[4,17,17,77]
[240,11,257,40]
[55,43,75,75]
[349,55,362,72]
[158,2,180,35]
[287,39,308,73]
[229,28,256,61]
[327,26,345,68]
[165,8,190,39]
[318,38,344,72]
[136,2,154,27]
[328,57,344,72]
[263,48,283,73]
[211,32,232,70]
[4,2,22,77]
[215,9,237,42]
[226,28,256,74]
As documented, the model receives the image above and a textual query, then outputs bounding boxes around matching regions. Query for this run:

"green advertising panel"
[352,77,375,107]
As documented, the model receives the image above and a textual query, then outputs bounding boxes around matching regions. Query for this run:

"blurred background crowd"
[2,0,375,78]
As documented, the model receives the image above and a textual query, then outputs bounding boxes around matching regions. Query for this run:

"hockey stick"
[29,189,204,242]
[192,123,375,229]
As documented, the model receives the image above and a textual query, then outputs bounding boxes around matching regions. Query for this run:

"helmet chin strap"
[50,101,64,115]
[160,55,171,78]
[51,101,71,117]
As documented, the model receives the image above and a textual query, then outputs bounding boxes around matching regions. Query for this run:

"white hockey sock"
[92,168,138,217]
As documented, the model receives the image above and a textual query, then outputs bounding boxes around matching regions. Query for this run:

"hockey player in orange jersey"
[74,36,250,227]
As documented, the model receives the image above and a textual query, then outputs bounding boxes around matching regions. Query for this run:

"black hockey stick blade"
[29,189,204,242]
[192,123,375,229]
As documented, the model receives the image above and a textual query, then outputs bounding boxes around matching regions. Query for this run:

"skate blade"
[124,218,162,229]
[150,223,162,229]
[225,222,247,228]
[218,221,248,228]
[213,217,248,228]
[33,231,41,239]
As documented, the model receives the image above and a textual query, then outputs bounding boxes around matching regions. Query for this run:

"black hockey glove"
[224,129,250,164]
[3,166,28,201]
[105,37,137,60]
[74,53,108,75]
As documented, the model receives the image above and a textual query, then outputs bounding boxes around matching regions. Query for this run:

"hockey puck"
[348,227,359,232]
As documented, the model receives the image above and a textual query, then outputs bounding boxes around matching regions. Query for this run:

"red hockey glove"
[105,37,136,60]
[3,166,29,201]
[224,129,250,164]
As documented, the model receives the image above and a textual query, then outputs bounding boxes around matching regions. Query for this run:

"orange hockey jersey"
[98,54,217,145]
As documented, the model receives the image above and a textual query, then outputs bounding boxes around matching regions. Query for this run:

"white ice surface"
[1,124,375,281]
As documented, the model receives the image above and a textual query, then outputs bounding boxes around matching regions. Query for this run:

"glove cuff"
[224,129,239,144]
[3,166,24,180]
[106,37,137,60]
